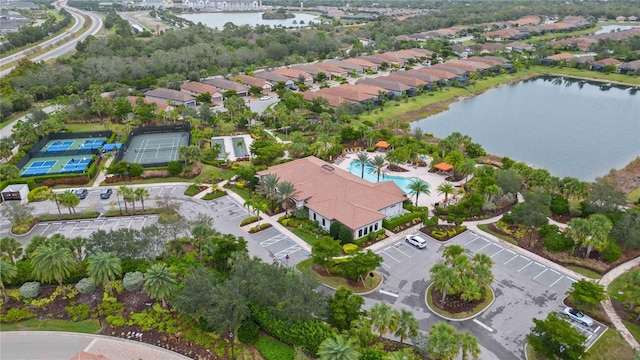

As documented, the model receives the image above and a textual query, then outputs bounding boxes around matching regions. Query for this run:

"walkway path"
[0,331,190,360]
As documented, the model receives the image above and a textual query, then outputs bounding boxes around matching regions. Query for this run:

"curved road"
[0,0,103,77]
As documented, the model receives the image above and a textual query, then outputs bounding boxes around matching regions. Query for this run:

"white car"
[562,307,594,327]
[405,234,427,249]
[259,96,271,101]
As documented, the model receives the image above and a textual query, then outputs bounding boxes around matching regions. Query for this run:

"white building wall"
[308,209,331,232]
[355,220,382,239]
[378,201,403,218]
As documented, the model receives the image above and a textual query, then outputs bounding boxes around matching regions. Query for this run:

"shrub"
[550,194,569,216]
[343,243,359,255]
[431,230,446,239]
[121,258,150,274]
[123,271,144,292]
[0,307,35,323]
[76,278,96,294]
[27,186,51,202]
[19,282,40,299]
[241,216,259,226]
[542,231,574,252]
[423,216,439,227]
[6,259,34,286]
[98,296,124,317]
[602,241,621,263]
[382,211,426,231]
[202,190,226,200]
[338,226,353,245]
[184,184,201,196]
[254,336,296,360]
[237,320,260,344]
[65,304,91,321]
[329,221,342,240]
[250,223,272,233]
[167,161,183,176]
[105,315,126,326]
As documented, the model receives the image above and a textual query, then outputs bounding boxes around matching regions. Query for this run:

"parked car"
[405,234,427,249]
[74,188,88,199]
[562,307,594,327]
[100,188,113,199]
[259,95,271,101]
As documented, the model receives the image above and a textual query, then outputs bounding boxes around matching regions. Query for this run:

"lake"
[179,12,319,28]
[410,77,640,182]
[594,24,640,35]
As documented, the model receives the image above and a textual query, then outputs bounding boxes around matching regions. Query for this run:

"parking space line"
[464,236,479,246]
[379,290,399,298]
[216,205,236,212]
[381,250,401,263]
[157,187,165,196]
[473,319,494,332]
[127,218,134,228]
[40,224,51,235]
[141,217,148,227]
[504,254,519,264]
[169,187,177,196]
[274,245,301,258]
[476,242,494,252]
[549,276,564,288]
[517,261,533,272]
[532,268,548,280]
[386,246,411,258]
[491,248,509,258]
[99,220,108,230]
[229,212,249,220]
[70,222,79,233]
[261,235,287,247]
[379,261,391,269]
[113,219,121,228]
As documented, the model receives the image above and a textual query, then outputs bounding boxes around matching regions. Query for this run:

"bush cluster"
[254,336,296,360]
[123,272,144,292]
[19,282,40,299]
[353,229,386,245]
[184,184,202,196]
[202,190,227,200]
[0,308,35,324]
[65,303,91,321]
[383,211,426,232]
[249,223,272,233]
[240,216,260,226]
[27,186,52,202]
[75,278,96,294]
[431,226,467,240]
[237,320,260,344]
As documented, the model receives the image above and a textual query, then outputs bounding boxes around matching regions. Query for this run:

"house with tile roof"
[234,74,272,92]
[203,78,249,97]
[144,88,196,107]
[257,156,406,238]
[180,81,223,102]
[272,68,314,85]
[343,58,379,72]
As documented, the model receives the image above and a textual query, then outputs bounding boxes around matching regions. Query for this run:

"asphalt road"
[0,1,103,77]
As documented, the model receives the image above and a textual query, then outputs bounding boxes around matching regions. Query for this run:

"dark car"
[75,188,88,200]
[100,188,113,199]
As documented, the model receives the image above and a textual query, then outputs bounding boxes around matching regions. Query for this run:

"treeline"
[0,9,72,54]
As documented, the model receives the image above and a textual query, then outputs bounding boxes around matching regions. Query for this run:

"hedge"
[37,211,100,222]
[202,190,227,200]
[382,211,426,232]
[240,216,259,226]
[353,229,386,246]
[249,223,272,233]
[27,186,52,202]
[104,208,161,217]
[251,306,334,354]
[431,226,467,240]
[254,336,295,360]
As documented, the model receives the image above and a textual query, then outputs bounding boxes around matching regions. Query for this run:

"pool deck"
[333,151,467,209]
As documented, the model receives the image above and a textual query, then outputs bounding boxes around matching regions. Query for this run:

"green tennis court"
[121,132,189,166]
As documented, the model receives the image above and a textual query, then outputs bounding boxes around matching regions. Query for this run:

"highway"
[0,0,103,77]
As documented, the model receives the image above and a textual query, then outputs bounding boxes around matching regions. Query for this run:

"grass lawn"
[296,258,383,294]
[0,319,101,333]
[566,265,602,280]
[425,284,494,320]
[65,123,111,133]
[627,187,640,204]
[287,227,323,247]
[227,186,252,201]
[584,329,636,360]
[607,267,639,303]
[200,164,232,182]
[623,320,640,343]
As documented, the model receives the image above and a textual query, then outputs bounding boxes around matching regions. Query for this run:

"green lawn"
[65,123,111,133]
[623,320,640,343]
[566,265,601,280]
[227,186,252,201]
[200,164,232,182]
[0,319,101,333]
[584,329,636,360]
[287,227,323,247]
[607,268,639,303]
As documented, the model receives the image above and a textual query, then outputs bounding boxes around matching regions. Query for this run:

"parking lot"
[366,230,605,359]
[31,215,158,239]
[248,226,309,266]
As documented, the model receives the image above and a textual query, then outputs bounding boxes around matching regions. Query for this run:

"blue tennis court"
[60,158,92,174]
[79,139,106,150]
[45,140,74,152]
[21,160,57,176]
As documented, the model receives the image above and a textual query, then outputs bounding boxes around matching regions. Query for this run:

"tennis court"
[20,155,94,177]
[121,132,189,166]
[41,137,107,155]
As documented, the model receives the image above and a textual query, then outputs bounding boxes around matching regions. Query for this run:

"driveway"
[363,230,604,359]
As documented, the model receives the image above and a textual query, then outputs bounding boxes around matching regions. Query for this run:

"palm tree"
[458,331,481,360]
[458,158,477,185]
[368,303,399,340]
[144,263,178,308]
[259,173,280,212]
[276,181,299,215]
[430,263,458,304]
[0,261,17,302]
[437,182,456,204]
[367,155,387,182]
[407,179,430,205]
[60,192,80,214]
[0,237,23,264]
[31,244,76,296]
[117,186,130,213]
[134,188,150,211]
[428,322,460,360]
[394,309,419,345]
[49,192,62,216]
[355,152,370,178]
[87,252,122,295]
[317,335,360,360]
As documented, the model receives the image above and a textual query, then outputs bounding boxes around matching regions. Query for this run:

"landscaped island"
[262,8,295,19]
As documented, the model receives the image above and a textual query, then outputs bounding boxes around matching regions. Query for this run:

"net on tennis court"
[134,145,180,153]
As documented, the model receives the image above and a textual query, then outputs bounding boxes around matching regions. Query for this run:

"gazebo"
[375,140,390,151]
[433,162,453,172]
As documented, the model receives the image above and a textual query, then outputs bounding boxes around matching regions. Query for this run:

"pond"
[594,24,640,35]
[410,76,640,181]
[178,12,319,28]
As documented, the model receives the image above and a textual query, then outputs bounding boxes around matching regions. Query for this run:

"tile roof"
[203,78,249,92]
[272,68,312,80]
[384,74,426,86]
[357,78,412,92]
[256,156,406,230]
[180,81,220,95]
[144,88,194,103]
[253,71,291,83]
[414,67,458,80]
[234,74,269,87]
[344,58,379,68]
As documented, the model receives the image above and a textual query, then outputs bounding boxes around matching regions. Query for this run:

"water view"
[410,77,640,181]
[594,24,640,35]
[178,12,319,28]
[348,161,426,194]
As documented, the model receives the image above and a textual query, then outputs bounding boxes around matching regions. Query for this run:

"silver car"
[405,234,427,249]
[562,307,594,327]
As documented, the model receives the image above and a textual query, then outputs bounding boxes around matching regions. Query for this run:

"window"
[359,229,362,237]
[374,223,378,230]
[313,213,316,220]
[322,219,325,226]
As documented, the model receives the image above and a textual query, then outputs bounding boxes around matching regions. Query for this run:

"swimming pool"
[348,161,429,195]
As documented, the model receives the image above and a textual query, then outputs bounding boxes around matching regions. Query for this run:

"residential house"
[256,156,406,238]
[310,62,350,79]
[591,58,621,72]
[618,60,640,74]
[180,81,223,102]
[384,74,427,89]
[144,88,196,107]
[203,78,249,97]
[505,41,536,53]
[302,91,352,108]
[127,95,171,112]
[234,74,272,92]
[326,60,364,75]
[541,52,576,65]
[414,68,458,85]
[272,68,314,85]
[254,71,295,88]
[394,70,440,86]
[372,53,405,67]
[431,63,469,76]
[342,58,379,72]
[357,77,414,97]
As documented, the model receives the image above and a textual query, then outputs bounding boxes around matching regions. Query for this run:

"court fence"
[115,123,192,168]
[16,131,113,171]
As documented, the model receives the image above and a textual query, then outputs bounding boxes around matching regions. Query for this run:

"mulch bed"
[311,264,369,290]
[388,164,409,173]
[419,225,465,242]
[431,288,484,314]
